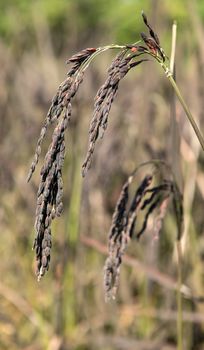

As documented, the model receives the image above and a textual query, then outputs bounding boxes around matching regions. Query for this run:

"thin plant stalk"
[79,44,129,72]
[77,41,142,77]
[169,21,183,349]
[176,240,183,350]
[170,21,177,74]
[167,74,204,151]
[157,61,204,151]
[169,21,183,191]
[147,50,204,151]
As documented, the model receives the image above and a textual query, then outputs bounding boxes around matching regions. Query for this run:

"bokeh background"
[1,0,204,349]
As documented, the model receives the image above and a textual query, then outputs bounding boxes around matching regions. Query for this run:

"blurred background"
[1,0,204,349]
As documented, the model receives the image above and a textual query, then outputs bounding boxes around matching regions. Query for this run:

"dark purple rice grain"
[82,53,147,177]
[104,166,183,300]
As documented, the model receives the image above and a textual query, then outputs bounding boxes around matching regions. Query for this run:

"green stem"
[146,50,204,151]
[169,21,183,191]
[176,240,183,350]
[164,69,204,151]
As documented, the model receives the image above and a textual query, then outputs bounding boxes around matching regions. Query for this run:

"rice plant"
[28,11,203,300]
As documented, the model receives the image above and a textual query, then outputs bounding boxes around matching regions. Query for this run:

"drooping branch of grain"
[104,162,183,301]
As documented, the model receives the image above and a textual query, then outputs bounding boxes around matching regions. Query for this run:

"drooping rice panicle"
[104,162,183,300]
[82,53,147,176]
[30,48,97,278]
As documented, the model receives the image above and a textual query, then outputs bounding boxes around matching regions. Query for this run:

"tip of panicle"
[141,10,146,18]
[141,10,148,24]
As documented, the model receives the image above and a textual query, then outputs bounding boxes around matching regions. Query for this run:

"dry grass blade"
[82,235,204,302]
